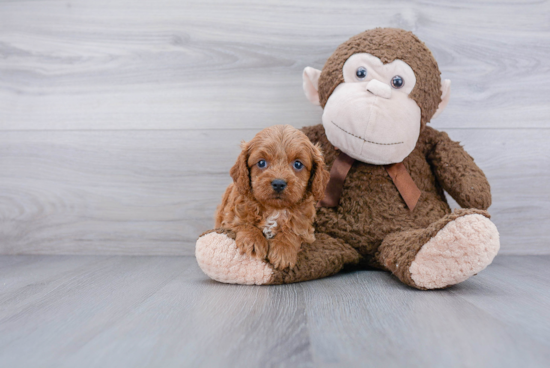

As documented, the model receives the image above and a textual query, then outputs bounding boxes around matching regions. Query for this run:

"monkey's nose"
[271,179,287,193]
[366,79,392,99]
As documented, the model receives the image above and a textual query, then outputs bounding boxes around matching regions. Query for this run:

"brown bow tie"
[317,151,421,211]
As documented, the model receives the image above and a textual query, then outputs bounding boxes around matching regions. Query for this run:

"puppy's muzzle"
[271,179,287,193]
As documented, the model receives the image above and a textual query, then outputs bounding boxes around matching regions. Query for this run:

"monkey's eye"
[257,160,268,169]
[293,160,304,171]
[355,66,367,80]
[391,75,404,89]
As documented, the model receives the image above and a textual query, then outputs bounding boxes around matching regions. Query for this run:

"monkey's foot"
[379,209,500,290]
[196,229,273,285]
[195,229,361,285]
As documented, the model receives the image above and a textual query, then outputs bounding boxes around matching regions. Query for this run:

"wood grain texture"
[0,0,549,130]
[1,128,548,255]
[0,0,548,255]
[0,255,548,367]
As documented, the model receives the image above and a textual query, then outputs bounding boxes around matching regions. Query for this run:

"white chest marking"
[262,211,280,239]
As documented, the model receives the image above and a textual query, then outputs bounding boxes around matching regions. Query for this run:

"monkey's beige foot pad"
[196,232,274,285]
[409,214,500,289]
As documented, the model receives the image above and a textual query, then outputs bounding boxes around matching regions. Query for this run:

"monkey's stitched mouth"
[331,121,404,146]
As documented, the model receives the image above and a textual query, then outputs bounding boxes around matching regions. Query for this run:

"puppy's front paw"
[268,238,299,270]
[235,230,269,260]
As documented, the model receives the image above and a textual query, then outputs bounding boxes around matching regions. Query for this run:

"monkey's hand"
[426,127,491,210]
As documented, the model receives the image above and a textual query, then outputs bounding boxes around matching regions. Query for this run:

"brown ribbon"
[384,162,421,211]
[318,152,421,212]
[317,151,355,208]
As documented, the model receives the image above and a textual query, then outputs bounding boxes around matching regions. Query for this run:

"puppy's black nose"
[271,179,287,193]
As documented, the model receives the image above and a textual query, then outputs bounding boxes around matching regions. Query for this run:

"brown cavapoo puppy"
[215,125,330,270]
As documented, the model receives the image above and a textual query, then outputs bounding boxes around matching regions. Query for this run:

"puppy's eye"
[293,160,304,171]
[257,160,267,169]
[391,75,404,89]
[356,66,367,80]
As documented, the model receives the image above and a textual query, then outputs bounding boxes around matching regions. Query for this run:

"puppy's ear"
[309,143,330,201]
[230,141,251,195]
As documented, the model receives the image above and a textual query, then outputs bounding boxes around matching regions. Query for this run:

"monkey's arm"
[426,128,491,210]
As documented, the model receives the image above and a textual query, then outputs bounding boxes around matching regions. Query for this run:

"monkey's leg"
[195,229,361,285]
[376,209,500,290]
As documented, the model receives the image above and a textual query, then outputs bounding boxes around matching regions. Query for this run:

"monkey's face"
[322,53,421,165]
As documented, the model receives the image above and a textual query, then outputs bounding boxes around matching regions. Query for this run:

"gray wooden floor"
[0,255,548,368]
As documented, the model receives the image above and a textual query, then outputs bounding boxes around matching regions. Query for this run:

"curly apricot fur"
[215,125,330,270]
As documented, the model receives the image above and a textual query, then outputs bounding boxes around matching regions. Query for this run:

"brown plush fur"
[318,28,442,127]
[377,208,490,289]
[269,233,362,285]
[215,125,330,270]
[302,124,492,269]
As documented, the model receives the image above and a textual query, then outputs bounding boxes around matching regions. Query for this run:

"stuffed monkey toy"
[196,28,500,290]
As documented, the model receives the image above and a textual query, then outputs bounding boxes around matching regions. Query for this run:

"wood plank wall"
[1,0,549,255]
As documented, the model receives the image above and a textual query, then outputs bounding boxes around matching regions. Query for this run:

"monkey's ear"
[431,79,451,120]
[229,141,251,195]
[309,143,330,202]
[303,67,321,106]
